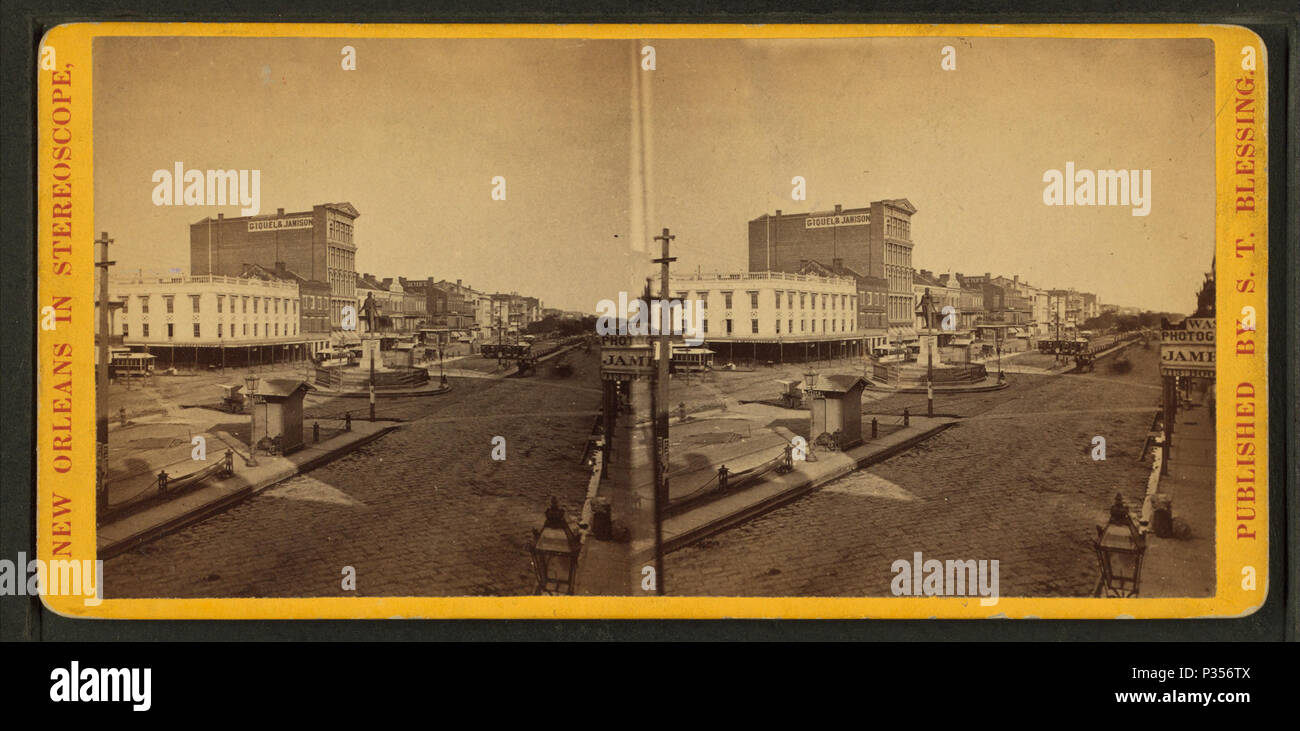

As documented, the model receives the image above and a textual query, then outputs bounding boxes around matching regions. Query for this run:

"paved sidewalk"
[575,414,956,595]
[97,419,397,559]
[1139,402,1216,597]
[657,415,957,555]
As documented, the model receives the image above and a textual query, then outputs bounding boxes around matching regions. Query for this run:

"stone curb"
[98,425,400,560]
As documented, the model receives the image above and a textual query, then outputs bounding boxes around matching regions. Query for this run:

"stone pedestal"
[358,340,382,372]
[917,332,942,367]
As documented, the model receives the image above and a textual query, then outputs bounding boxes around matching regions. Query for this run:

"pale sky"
[95,35,1214,313]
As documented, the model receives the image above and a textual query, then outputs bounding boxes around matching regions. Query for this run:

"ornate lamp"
[1094,493,1146,597]
[531,496,580,595]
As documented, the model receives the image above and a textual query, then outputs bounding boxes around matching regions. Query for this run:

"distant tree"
[526,315,595,337]
[1081,313,1117,331]
[1114,316,1140,332]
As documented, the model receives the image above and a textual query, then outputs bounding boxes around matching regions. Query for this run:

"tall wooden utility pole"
[651,227,676,597]
[95,232,115,517]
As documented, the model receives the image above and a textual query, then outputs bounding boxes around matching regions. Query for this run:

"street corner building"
[746,199,918,354]
[110,272,315,370]
[189,202,360,330]
[668,270,864,364]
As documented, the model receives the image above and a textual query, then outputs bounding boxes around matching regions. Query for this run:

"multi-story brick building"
[1080,292,1100,322]
[189,202,359,328]
[962,273,1033,327]
[1047,289,1083,333]
[747,199,918,339]
[429,279,481,330]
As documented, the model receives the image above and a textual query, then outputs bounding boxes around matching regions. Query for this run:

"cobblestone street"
[103,342,1171,600]
[104,351,602,598]
[667,345,1168,597]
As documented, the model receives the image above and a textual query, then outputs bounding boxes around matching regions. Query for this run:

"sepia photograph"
[87,33,1224,604]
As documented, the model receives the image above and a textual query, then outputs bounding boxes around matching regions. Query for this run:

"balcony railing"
[111,274,298,291]
[675,271,855,286]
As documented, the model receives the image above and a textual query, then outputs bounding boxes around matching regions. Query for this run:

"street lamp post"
[243,374,259,466]
[1093,493,1147,597]
[996,326,1004,382]
[496,315,504,369]
[1053,311,1059,364]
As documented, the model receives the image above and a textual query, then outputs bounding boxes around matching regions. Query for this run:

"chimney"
[834,204,842,213]
[217,213,224,220]
[775,209,782,217]
[832,257,843,269]
[382,278,393,288]
[457,279,462,287]
[985,272,991,279]
[277,208,285,216]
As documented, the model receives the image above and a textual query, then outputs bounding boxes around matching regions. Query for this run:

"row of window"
[122,293,297,316]
[887,265,913,296]
[301,316,332,333]
[675,290,855,312]
[329,270,355,299]
[356,293,426,314]
[885,215,911,241]
[304,294,333,312]
[124,321,300,339]
[861,290,887,306]
[885,242,912,268]
[328,218,354,245]
[888,296,917,323]
[702,318,854,335]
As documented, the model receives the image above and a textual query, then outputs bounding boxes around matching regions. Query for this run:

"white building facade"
[113,274,313,366]
[668,271,869,360]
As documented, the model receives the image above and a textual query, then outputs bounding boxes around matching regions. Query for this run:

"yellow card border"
[36,22,1269,619]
